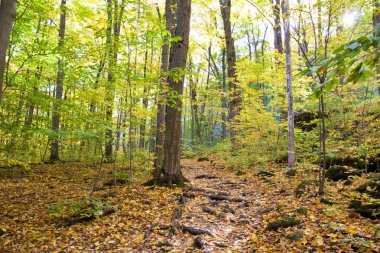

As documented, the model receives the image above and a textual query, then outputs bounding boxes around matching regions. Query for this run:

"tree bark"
[219,0,241,148]
[154,0,176,171]
[273,0,283,54]
[283,0,296,168]
[221,48,228,140]
[0,0,17,102]
[49,0,66,162]
[139,49,149,149]
[373,0,380,94]
[161,0,192,186]
[105,0,114,160]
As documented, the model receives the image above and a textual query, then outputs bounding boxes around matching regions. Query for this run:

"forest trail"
[1,159,379,252]
[166,159,267,252]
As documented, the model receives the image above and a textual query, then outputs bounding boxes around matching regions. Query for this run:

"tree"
[49,0,67,162]
[282,0,295,168]
[219,0,242,147]
[373,0,380,94]
[160,0,192,186]
[0,0,17,102]
[272,0,283,54]
[155,0,176,171]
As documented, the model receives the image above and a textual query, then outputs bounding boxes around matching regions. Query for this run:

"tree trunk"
[273,0,283,54]
[0,0,17,102]
[219,0,241,148]
[283,0,296,168]
[139,49,149,149]
[221,48,227,140]
[104,0,114,160]
[161,0,192,186]
[154,0,176,171]
[49,0,66,162]
[373,0,380,94]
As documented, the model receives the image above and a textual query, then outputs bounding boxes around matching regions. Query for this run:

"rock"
[356,181,380,199]
[349,200,380,219]
[193,236,205,249]
[343,179,353,186]
[285,231,303,242]
[325,165,360,181]
[197,157,209,162]
[266,217,300,231]
[285,169,296,177]
[239,214,249,219]
[257,170,275,178]
[327,155,379,173]
[222,205,236,214]
[320,198,334,206]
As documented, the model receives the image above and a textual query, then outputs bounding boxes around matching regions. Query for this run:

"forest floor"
[0,159,379,252]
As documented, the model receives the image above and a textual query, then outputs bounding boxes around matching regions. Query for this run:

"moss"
[285,169,296,177]
[295,180,310,198]
[285,231,303,241]
[349,200,380,219]
[356,181,380,199]
[293,207,308,215]
[325,165,360,181]
[257,170,275,178]
[266,217,300,231]
[320,198,334,206]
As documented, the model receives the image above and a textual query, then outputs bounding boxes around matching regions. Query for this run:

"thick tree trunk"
[283,0,296,168]
[49,0,66,162]
[154,0,176,171]
[0,0,17,102]
[161,0,192,186]
[219,0,241,148]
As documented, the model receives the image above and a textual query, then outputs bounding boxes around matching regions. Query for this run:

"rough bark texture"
[49,0,66,162]
[104,0,114,160]
[273,0,283,54]
[219,0,241,147]
[283,0,296,168]
[0,0,17,102]
[155,0,176,171]
[161,0,192,186]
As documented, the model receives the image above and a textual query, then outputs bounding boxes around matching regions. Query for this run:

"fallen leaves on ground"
[0,160,379,252]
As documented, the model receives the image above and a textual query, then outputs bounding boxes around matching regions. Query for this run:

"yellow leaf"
[311,236,324,247]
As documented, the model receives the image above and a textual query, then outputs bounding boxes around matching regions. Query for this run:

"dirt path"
[1,159,378,252]
[143,159,380,253]
[153,159,269,252]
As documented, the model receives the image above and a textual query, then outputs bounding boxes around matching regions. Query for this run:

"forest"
[0,0,379,251]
